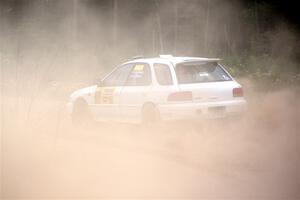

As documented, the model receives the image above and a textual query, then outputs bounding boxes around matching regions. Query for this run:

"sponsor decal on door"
[95,87,115,104]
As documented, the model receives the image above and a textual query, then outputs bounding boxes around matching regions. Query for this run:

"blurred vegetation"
[220,1,300,88]
[0,0,299,92]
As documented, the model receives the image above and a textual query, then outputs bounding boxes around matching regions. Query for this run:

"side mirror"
[97,80,104,87]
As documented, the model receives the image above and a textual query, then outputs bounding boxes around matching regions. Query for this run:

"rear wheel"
[72,99,92,127]
[141,103,160,128]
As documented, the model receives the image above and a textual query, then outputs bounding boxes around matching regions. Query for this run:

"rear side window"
[176,62,231,84]
[126,63,151,86]
[154,63,173,85]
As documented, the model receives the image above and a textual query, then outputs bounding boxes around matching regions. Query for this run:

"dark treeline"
[0,0,299,89]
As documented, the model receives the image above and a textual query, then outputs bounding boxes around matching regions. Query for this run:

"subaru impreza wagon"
[67,55,247,125]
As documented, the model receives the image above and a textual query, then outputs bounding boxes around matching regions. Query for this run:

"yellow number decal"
[95,87,115,104]
[95,87,102,104]
[133,64,144,71]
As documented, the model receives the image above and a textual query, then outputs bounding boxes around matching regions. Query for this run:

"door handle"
[194,96,202,100]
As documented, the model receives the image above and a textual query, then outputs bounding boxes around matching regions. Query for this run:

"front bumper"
[158,99,247,121]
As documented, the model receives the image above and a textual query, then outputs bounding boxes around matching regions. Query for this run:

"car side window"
[102,64,134,86]
[154,63,173,85]
[125,63,151,86]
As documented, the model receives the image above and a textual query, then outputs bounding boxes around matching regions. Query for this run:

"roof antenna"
[159,55,173,58]
[129,55,144,60]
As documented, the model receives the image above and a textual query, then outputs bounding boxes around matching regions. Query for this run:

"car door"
[119,63,152,123]
[151,62,179,103]
[90,63,134,122]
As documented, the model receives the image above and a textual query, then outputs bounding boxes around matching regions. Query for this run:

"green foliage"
[1,0,300,89]
[222,53,300,89]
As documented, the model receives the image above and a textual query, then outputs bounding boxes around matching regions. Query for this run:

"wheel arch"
[142,101,157,111]
[141,101,161,123]
[72,97,89,113]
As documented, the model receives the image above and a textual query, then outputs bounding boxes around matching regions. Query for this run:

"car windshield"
[175,62,232,84]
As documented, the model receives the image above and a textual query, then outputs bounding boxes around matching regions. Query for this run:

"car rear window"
[154,63,173,85]
[175,62,231,84]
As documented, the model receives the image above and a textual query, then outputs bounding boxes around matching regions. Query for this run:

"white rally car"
[67,55,246,125]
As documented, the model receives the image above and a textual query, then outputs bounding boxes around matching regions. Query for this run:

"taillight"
[167,91,193,102]
[233,87,243,97]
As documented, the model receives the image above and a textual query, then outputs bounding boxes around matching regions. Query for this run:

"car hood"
[70,85,97,100]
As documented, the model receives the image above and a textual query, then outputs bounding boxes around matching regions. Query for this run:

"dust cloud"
[1,0,300,199]
[1,81,299,198]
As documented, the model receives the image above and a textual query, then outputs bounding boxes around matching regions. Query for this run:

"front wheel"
[141,104,161,127]
[72,99,93,127]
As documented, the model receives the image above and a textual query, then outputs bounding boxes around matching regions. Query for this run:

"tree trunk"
[204,0,210,55]
[174,0,178,55]
[113,0,118,48]
[155,0,164,54]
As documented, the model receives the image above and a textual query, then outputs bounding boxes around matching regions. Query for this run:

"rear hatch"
[175,61,241,103]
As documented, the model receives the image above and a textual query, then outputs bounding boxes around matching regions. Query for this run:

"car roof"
[125,55,221,66]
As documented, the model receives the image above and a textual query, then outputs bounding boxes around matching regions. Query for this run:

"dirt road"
[1,88,299,199]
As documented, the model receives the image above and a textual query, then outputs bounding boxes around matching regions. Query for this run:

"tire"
[141,103,160,127]
[72,99,92,127]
